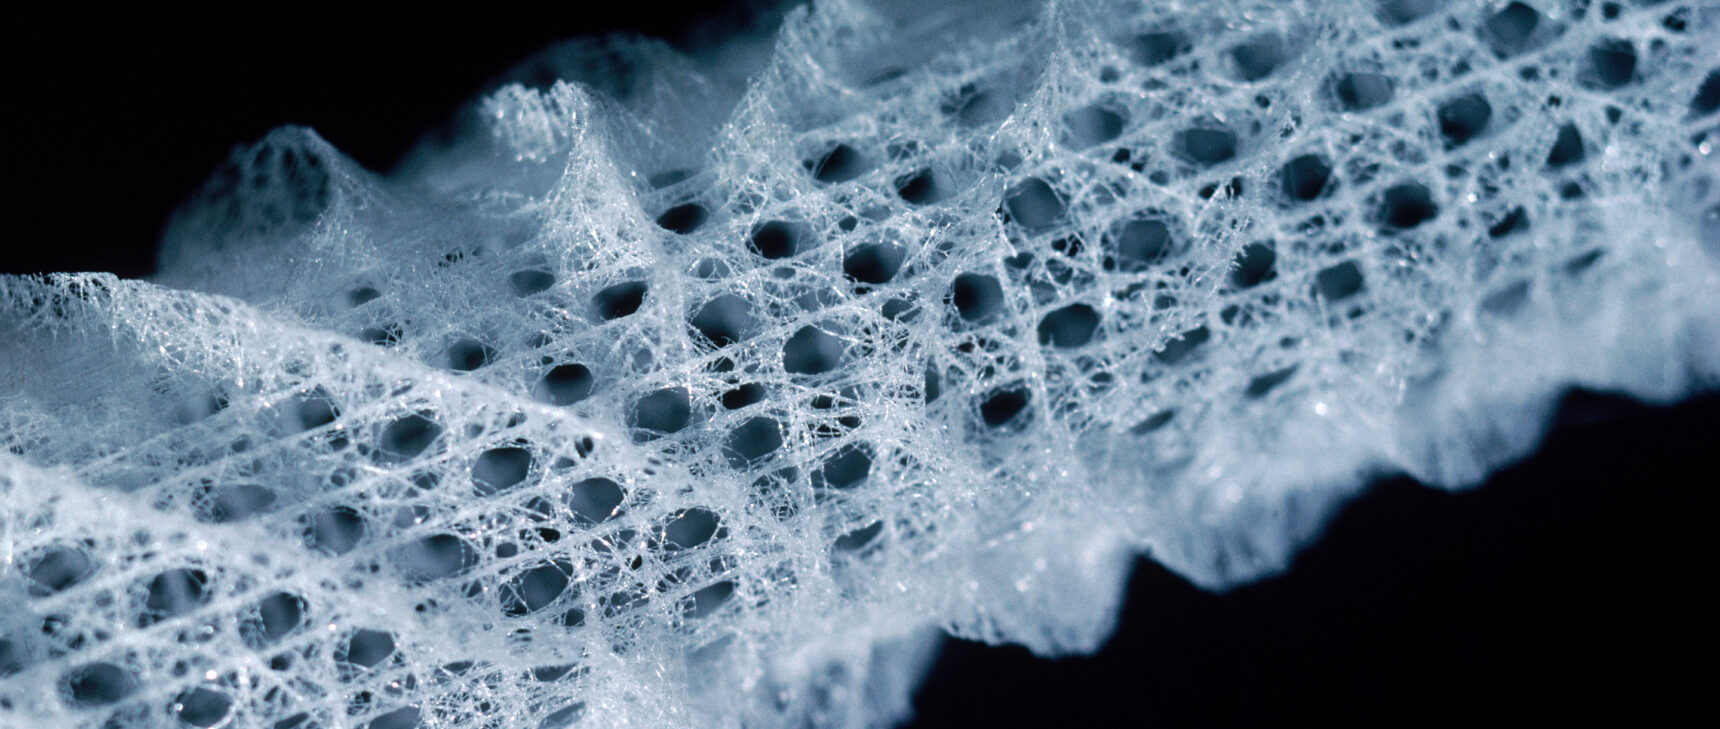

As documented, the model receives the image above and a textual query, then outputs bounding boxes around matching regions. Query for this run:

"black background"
[9,3,776,279]
[7,4,1716,727]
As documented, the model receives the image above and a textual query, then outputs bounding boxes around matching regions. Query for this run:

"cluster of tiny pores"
[3,1,1717,728]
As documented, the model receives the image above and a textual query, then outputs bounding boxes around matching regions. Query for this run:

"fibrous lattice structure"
[3,1,1718,727]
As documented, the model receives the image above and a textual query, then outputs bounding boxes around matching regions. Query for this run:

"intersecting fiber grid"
[3,1,1718,728]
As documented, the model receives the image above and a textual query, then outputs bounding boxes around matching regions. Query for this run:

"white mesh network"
[3,1,1718,727]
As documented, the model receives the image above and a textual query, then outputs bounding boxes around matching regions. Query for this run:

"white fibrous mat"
[4,1,1718,727]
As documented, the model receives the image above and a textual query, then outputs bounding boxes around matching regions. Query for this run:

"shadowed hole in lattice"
[241,591,306,648]
[811,390,862,431]
[534,364,594,406]
[978,384,1031,429]
[663,508,720,550]
[1481,280,1531,317]
[441,338,496,372]
[722,383,768,410]
[26,546,94,595]
[1331,72,1393,111]
[1694,69,1719,115]
[1564,249,1602,275]
[567,478,625,525]
[1547,123,1585,168]
[691,295,755,347]
[1131,409,1176,434]
[473,446,532,495]
[1173,126,1236,166]
[305,506,365,555]
[340,629,395,669]
[288,387,339,431]
[1063,104,1127,150]
[882,297,920,323]
[895,168,941,205]
[951,273,1005,323]
[1004,178,1065,232]
[1438,92,1492,147]
[141,568,209,625]
[1038,304,1101,348]
[834,521,884,551]
[945,83,1012,127]
[1230,34,1293,81]
[629,387,691,438]
[1280,154,1333,202]
[724,417,784,468]
[1485,2,1541,57]
[368,706,420,729]
[360,323,402,347]
[807,143,870,184]
[1245,365,1300,399]
[1154,326,1211,365]
[525,496,560,526]
[684,581,736,619]
[1585,37,1636,89]
[844,243,904,284]
[377,413,441,464]
[61,662,135,707]
[1315,260,1365,300]
[501,560,572,616]
[1230,242,1277,289]
[1126,31,1189,66]
[783,326,844,375]
[530,664,576,682]
[603,582,648,621]
[1106,218,1173,271]
[1378,0,1443,25]
[816,443,872,489]
[0,638,28,678]
[557,604,587,628]
[510,270,556,297]
[392,534,476,584]
[349,287,381,306]
[1490,207,1530,238]
[195,483,277,523]
[592,281,648,320]
[656,202,708,234]
[1377,182,1439,230]
[174,687,233,727]
[650,169,694,188]
[172,390,225,425]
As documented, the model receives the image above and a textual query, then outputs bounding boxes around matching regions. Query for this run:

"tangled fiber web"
[4,1,1719,727]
